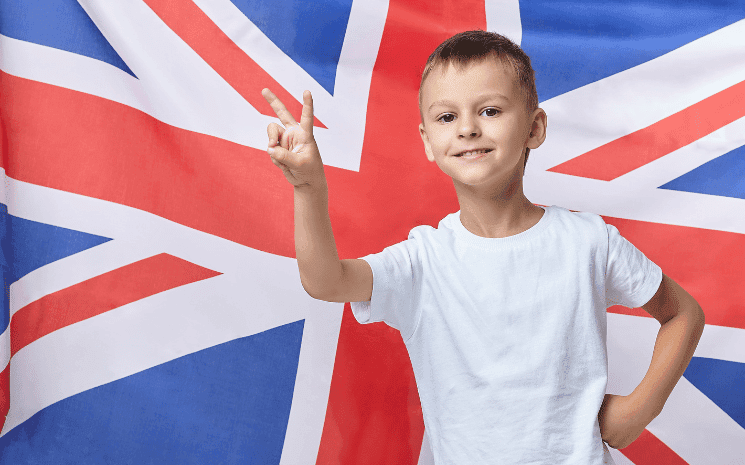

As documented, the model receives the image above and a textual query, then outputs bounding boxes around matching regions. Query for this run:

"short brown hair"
[419,30,539,167]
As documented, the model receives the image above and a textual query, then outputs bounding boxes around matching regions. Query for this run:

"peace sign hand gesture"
[262,88,325,189]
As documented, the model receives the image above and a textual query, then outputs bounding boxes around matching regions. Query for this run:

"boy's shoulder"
[537,206,613,247]
[550,205,608,230]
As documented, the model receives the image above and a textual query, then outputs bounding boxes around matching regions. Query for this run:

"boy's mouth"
[454,149,492,157]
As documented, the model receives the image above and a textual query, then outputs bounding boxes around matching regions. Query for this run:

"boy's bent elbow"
[299,275,326,301]
[298,266,345,303]
[298,259,372,303]
[300,279,335,302]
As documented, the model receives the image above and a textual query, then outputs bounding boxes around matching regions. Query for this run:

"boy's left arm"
[598,273,705,450]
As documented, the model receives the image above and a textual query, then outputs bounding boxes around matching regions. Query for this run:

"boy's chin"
[450,171,525,192]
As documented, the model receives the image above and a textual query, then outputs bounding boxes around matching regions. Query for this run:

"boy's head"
[418,31,543,172]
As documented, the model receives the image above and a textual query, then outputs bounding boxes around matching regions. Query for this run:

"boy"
[261,31,705,464]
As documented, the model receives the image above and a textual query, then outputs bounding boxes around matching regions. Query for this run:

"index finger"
[261,88,297,127]
[299,90,314,133]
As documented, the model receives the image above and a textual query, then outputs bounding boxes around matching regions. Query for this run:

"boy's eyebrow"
[427,100,457,111]
[427,93,511,112]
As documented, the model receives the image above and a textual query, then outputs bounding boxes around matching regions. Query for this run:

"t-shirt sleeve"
[349,237,418,337]
[605,223,663,309]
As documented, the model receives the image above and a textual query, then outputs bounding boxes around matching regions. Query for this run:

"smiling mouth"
[454,149,492,157]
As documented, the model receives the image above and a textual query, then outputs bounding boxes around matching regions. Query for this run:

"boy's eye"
[481,108,500,117]
[437,113,456,123]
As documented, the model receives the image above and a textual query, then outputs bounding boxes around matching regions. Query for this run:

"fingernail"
[268,147,275,154]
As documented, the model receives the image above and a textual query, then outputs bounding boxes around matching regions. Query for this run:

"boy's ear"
[419,123,435,162]
[526,108,547,150]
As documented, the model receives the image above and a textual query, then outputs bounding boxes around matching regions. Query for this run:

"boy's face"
[418,59,545,192]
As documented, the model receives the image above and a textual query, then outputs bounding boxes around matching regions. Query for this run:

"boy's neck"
[454,176,544,239]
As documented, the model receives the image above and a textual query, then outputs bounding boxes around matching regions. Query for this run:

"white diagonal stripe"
[191,0,389,172]
[1,178,344,462]
[531,19,745,174]
[652,378,745,465]
[527,170,745,235]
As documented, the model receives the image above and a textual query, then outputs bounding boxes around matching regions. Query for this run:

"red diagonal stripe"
[1,71,296,258]
[143,0,326,128]
[549,79,745,181]
[620,429,689,465]
[9,253,220,356]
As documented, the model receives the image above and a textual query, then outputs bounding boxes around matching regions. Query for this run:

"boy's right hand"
[262,88,325,188]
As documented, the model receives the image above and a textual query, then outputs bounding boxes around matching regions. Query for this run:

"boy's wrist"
[293,176,328,194]
[291,162,328,191]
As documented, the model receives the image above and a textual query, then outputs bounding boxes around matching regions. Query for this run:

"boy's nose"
[457,117,480,138]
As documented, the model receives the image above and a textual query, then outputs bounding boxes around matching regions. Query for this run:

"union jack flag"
[0,1,743,464]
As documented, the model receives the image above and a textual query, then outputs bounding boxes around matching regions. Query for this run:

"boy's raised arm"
[261,89,372,303]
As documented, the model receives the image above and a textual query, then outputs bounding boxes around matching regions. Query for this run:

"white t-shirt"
[350,205,662,465]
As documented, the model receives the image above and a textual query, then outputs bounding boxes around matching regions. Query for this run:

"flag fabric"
[1,0,744,463]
